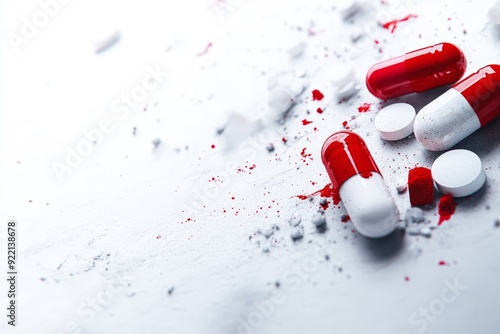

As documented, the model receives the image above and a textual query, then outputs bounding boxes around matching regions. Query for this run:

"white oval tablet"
[431,149,486,197]
[375,103,416,141]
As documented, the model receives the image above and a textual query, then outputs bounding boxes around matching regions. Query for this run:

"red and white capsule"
[321,131,399,238]
[415,64,500,151]
[366,43,467,100]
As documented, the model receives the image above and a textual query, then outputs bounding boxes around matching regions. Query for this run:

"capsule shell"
[414,64,500,151]
[366,43,467,100]
[321,131,399,238]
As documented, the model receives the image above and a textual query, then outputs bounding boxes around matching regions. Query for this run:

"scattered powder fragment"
[396,181,408,194]
[438,194,457,225]
[357,103,372,112]
[341,215,351,223]
[312,89,324,101]
[197,42,213,56]
[420,227,432,238]
[319,198,329,210]
[405,207,425,225]
[152,138,161,149]
[288,212,302,226]
[302,119,313,125]
[495,219,500,228]
[311,210,327,227]
[407,224,421,236]
[168,287,175,295]
[260,228,274,239]
[282,137,288,143]
[266,143,275,152]
[290,226,304,241]
[383,14,418,33]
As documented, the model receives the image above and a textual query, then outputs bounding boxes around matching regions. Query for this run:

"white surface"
[432,149,487,197]
[414,89,481,151]
[375,103,416,141]
[339,173,399,238]
[487,1,500,24]
[1,0,500,334]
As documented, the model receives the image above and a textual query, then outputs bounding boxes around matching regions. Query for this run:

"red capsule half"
[366,43,467,100]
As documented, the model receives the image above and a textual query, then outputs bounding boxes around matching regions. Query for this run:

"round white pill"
[375,103,416,141]
[431,149,486,197]
[488,1,500,24]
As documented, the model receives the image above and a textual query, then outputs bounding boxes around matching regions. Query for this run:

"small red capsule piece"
[366,43,467,100]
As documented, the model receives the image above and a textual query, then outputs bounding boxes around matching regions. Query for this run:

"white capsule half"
[414,89,481,151]
[339,173,399,238]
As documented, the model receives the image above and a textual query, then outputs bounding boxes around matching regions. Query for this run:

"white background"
[1,0,500,333]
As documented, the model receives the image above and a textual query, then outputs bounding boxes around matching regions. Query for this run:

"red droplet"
[302,119,313,125]
[357,103,372,113]
[312,89,324,101]
[404,276,410,282]
[438,261,446,266]
[438,194,456,225]
[211,144,216,149]
[382,14,418,33]
[282,137,287,143]
[296,183,341,205]
[317,107,323,114]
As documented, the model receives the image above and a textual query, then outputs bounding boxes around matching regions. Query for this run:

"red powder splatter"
[249,164,256,170]
[438,261,447,266]
[341,215,351,223]
[438,194,457,225]
[302,119,313,125]
[317,107,323,114]
[211,144,216,149]
[312,89,324,101]
[383,14,418,33]
[296,183,341,205]
[408,167,434,206]
[357,103,372,113]
[342,121,349,129]
[320,200,330,210]
[197,42,213,56]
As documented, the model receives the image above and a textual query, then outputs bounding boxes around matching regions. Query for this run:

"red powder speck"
[302,119,313,125]
[282,137,287,143]
[211,144,215,149]
[342,121,349,129]
[231,197,235,200]
[317,107,323,114]
[156,235,162,239]
[357,103,372,113]
[383,14,418,33]
[374,39,380,44]
[249,164,256,170]
[341,215,351,223]
[404,276,410,282]
[296,183,341,205]
[438,261,447,266]
[320,200,330,210]
[312,89,324,101]
[197,42,213,56]
[438,194,457,225]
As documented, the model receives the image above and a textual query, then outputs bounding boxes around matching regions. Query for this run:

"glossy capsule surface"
[366,43,467,100]
[414,64,500,151]
[321,131,399,238]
